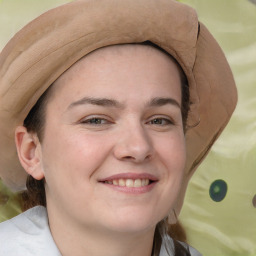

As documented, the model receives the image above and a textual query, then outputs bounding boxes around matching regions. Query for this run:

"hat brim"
[0,0,237,212]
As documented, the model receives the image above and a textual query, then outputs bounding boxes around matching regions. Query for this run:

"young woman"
[0,0,237,255]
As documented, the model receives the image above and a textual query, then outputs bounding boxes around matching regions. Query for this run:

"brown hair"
[21,43,191,256]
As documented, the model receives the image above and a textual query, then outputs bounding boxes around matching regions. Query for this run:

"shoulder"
[0,205,48,232]
[0,206,61,256]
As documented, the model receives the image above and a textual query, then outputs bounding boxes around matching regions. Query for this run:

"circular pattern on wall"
[209,179,228,202]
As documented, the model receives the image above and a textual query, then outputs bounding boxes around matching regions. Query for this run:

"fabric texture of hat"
[0,0,237,213]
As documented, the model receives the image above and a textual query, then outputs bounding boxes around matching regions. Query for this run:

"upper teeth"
[104,179,149,187]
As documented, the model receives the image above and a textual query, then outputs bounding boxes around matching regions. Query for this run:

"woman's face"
[36,45,186,234]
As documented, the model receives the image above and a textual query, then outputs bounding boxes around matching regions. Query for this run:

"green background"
[0,1,256,255]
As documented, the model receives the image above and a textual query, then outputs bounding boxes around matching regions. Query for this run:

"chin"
[103,212,161,234]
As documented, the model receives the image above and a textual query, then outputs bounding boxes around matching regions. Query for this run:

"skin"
[15,45,186,256]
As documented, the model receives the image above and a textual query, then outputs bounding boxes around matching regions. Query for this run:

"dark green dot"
[209,179,228,202]
[213,186,220,193]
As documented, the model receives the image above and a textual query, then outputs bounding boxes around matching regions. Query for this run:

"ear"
[15,126,44,180]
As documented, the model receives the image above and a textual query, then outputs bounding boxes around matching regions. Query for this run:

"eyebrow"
[67,96,180,110]
[67,97,124,110]
[147,97,181,108]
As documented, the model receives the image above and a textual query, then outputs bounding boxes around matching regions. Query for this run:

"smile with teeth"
[104,178,150,188]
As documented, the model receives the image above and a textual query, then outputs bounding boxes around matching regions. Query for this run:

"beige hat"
[0,0,237,212]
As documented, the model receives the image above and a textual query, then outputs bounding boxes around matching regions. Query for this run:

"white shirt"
[0,206,201,256]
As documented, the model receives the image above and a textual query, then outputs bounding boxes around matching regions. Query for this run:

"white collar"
[0,206,61,256]
[0,206,201,256]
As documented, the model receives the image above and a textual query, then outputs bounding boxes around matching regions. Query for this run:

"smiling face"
[21,44,186,236]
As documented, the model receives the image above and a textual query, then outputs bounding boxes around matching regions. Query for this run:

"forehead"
[54,44,179,86]
[47,44,181,104]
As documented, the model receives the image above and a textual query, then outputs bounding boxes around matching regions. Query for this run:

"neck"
[48,208,156,256]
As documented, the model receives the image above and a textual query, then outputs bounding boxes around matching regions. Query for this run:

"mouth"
[98,173,158,189]
[103,178,152,188]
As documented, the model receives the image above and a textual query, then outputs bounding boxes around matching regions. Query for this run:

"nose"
[113,124,154,163]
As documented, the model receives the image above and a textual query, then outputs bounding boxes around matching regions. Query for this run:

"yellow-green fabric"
[179,1,256,255]
[0,181,21,222]
[0,0,255,255]
[0,0,71,221]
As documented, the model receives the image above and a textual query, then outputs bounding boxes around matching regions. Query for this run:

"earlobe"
[15,126,45,180]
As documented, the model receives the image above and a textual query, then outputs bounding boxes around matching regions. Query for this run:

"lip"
[98,172,159,194]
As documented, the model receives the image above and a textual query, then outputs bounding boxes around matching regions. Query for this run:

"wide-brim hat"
[0,0,237,214]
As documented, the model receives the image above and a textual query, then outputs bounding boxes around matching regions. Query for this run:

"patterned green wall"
[179,1,256,255]
[0,1,255,255]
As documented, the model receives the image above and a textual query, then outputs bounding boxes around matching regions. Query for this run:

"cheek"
[158,133,186,173]
[41,129,113,182]
[149,133,186,218]
[155,132,186,200]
